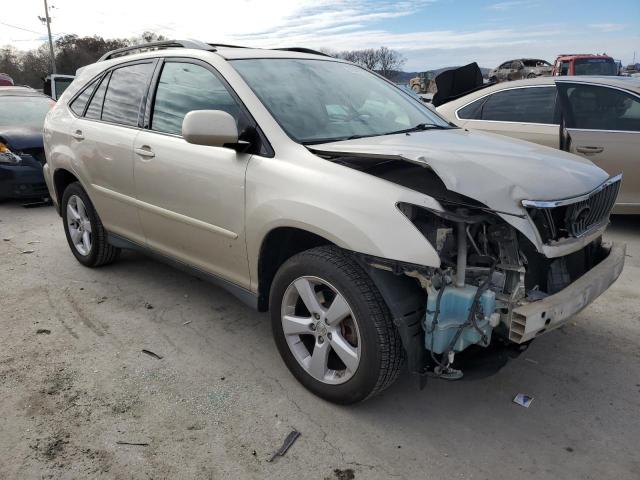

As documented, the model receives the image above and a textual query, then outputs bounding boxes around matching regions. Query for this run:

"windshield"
[231,58,451,144]
[0,96,54,129]
[574,58,618,76]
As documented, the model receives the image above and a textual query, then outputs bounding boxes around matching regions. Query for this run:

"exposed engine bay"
[318,152,622,380]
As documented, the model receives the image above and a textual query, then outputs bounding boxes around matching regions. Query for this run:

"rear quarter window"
[69,77,99,116]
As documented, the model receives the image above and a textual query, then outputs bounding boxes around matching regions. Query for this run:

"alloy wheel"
[66,194,92,256]
[281,276,361,384]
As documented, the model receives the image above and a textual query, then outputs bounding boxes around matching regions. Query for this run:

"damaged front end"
[395,199,624,379]
[319,150,625,381]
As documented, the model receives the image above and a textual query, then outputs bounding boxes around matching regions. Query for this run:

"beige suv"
[43,40,625,404]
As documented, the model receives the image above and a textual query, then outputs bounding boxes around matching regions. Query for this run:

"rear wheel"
[61,182,120,267]
[270,246,403,404]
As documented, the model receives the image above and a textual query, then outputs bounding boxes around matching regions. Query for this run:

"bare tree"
[377,46,406,80]
[328,46,405,79]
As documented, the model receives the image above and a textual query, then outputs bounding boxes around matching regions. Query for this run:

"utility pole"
[42,0,56,74]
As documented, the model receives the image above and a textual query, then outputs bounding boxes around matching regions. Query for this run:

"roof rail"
[273,47,332,57]
[207,43,249,49]
[98,39,216,62]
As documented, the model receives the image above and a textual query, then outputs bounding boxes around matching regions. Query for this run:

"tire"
[527,73,537,79]
[61,182,120,267]
[270,246,404,404]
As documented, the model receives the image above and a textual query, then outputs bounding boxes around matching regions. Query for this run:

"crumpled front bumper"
[509,242,626,343]
[0,155,47,200]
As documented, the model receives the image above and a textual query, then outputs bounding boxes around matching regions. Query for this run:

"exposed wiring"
[445,262,496,355]
[426,271,448,370]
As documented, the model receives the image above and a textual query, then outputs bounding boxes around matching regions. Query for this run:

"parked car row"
[487,54,619,84]
[39,40,625,403]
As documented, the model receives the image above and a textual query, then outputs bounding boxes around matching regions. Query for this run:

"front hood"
[0,126,44,151]
[310,128,608,215]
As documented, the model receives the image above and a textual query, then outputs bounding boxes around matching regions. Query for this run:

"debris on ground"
[513,393,533,408]
[2,237,11,241]
[332,468,356,480]
[27,240,41,244]
[524,358,539,365]
[144,302,154,309]
[36,329,51,335]
[116,441,149,446]
[96,296,108,304]
[20,249,35,254]
[22,198,52,208]
[182,320,192,325]
[141,349,163,360]
[267,430,301,462]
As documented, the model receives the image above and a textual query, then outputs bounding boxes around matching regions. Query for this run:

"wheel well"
[53,169,79,214]
[257,227,333,311]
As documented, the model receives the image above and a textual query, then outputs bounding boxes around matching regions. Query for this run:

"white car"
[436,76,640,213]
[42,40,625,403]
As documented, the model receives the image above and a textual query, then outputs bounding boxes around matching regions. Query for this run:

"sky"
[1,0,639,71]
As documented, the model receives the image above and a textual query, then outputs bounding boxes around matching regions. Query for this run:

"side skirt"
[107,232,258,310]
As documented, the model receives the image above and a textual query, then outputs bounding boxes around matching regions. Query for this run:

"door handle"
[134,146,155,158]
[576,146,604,155]
[71,130,84,140]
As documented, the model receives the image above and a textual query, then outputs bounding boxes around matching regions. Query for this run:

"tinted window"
[478,87,557,123]
[562,84,640,131]
[559,61,570,75]
[457,98,486,119]
[69,78,98,116]
[54,78,73,99]
[102,63,154,126]
[85,73,110,120]
[151,62,240,135]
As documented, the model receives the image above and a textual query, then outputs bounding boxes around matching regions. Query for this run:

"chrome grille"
[523,175,621,243]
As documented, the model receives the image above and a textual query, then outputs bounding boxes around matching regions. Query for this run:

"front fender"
[245,153,442,291]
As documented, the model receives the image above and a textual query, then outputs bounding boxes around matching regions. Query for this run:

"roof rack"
[98,39,216,62]
[273,47,331,57]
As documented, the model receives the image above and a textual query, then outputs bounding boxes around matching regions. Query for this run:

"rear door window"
[559,83,640,132]
[150,61,241,136]
[476,87,557,124]
[101,63,154,127]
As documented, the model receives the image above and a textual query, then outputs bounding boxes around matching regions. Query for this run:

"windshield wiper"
[382,123,451,136]
[302,123,453,145]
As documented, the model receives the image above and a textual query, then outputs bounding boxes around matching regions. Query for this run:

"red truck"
[552,54,618,76]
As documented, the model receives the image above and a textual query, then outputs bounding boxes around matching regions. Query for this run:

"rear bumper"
[0,156,47,200]
[509,242,626,343]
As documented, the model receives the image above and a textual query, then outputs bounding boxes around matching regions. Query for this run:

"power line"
[0,21,44,35]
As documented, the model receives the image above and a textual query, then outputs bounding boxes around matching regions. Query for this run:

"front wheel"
[270,246,404,404]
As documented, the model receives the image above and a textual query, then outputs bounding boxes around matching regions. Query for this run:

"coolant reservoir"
[424,285,496,354]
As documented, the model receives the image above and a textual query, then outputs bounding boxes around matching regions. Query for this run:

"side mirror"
[182,110,242,149]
